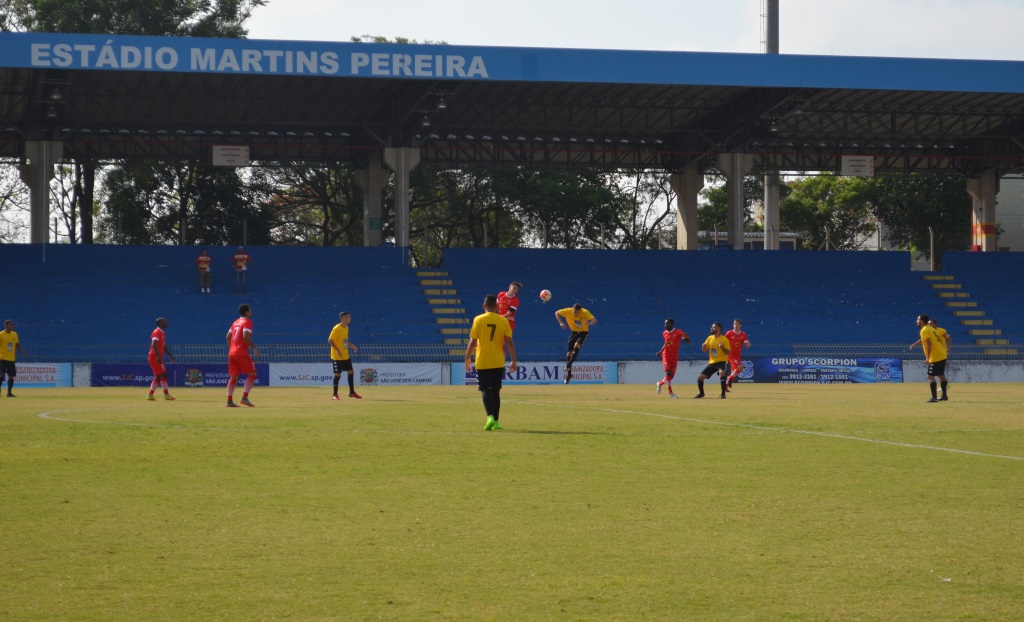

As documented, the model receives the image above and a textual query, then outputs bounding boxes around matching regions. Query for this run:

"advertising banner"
[735,357,903,384]
[452,361,617,386]
[12,363,72,388]
[91,363,269,387]
[270,363,442,387]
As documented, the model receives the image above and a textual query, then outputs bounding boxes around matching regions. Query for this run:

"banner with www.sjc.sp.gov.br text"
[453,361,617,386]
[91,363,269,387]
[730,357,903,384]
[270,363,442,387]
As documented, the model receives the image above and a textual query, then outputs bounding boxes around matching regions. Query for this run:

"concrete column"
[717,152,754,250]
[354,150,387,247]
[763,173,781,250]
[382,147,421,249]
[669,163,704,250]
[18,140,63,244]
[966,170,999,252]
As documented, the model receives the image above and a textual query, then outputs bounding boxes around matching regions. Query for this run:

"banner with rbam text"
[453,361,617,385]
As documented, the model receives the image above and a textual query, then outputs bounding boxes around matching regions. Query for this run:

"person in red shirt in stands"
[226,304,260,407]
[496,281,522,331]
[196,248,212,293]
[232,246,252,293]
[724,318,752,390]
[655,318,689,398]
[146,317,176,401]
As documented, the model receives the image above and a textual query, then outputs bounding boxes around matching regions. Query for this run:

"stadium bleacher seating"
[2,243,1013,362]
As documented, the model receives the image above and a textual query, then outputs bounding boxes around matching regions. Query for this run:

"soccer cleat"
[484,416,496,431]
[727,378,733,388]
[669,392,679,399]
[332,395,340,401]
[938,395,949,401]
[146,395,156,401]
[693,394,705,399]
[349,392,362,399]
[720,394,727,399]
[563,367,572,384]
[926,397,939,403]
[491,420,503,430]
[656,382,662,394]
[6,393,14,397]
[226,401,239,408]
[724,386,730,393]
[240,397,255,407]
[164,395,176,401]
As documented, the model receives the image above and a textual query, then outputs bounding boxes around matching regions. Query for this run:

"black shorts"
[927,359,947,377]
[333,359,353,374]
[475,367,505,392]
[567,331,590,350]
[0,360,15,377]
[701,362,728,377]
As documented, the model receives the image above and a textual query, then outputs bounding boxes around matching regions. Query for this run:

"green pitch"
[3,384,1024,621]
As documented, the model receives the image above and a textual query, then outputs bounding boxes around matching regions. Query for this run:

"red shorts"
[727,355,744,371]
[228,353,256,377]
[662,359,678,375]
[148,355,166,376]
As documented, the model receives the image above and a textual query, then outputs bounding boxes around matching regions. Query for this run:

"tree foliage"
[781,175,878,250]
[868,174,972,263]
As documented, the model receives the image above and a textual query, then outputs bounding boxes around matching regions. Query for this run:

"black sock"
[569,350,579,365]
[493,391,500,420]
[697,380,704,395]
[333,376,339,395]
[930,381,937,398]
[940,380,948,396]
[481,390,495,416]
[348,374,355,394]
[720,379,727,395]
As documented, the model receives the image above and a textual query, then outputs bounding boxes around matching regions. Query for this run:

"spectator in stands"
[656,318,689,398]
[917,314,949,402]
[555,303,597,384]
[328,311,361,400]
[0,319,26,397]
[226,304,259,407]
[695,322,730,399]
[196,248,212,294]
[466,294,517,431]
[232,246,252,293]
[497,281,522,331]
[724,319,752,390]
[146,317,176,401]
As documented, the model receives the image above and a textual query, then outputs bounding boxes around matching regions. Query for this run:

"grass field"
[3,383,1024,621]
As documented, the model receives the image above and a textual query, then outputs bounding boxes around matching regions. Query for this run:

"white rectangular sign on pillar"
[212,145,250,167]
[841,155,875,177]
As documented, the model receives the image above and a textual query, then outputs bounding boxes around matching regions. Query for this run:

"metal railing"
[21,342,1020,364]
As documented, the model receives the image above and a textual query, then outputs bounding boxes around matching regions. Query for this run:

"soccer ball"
[539,289,552,303]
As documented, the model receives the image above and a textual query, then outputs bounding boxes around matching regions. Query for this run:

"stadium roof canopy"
[2,32,1024,176]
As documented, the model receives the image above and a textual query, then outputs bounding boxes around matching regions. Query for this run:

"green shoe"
[491,420,503,430]
[146,394,155,401]
[484,415,496,431]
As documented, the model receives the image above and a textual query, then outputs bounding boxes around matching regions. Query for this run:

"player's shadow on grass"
[506,429,621,436]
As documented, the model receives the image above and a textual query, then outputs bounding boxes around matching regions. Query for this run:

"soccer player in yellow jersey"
[328,311,360,400]
[917,314,949,402]
[466,294,517,431]
[555,303,597,384]
[0,319,26,397]
[695,322,730,399]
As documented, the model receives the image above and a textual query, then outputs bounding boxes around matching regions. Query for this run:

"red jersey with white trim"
[149,327,166,359]
[496,291,520,329]
[229,317,254,356]
[724,330,749,358]
[661,328,686,362]
[196,255,211,272]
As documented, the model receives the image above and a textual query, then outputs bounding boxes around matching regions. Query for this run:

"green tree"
[781,175,877,250]
[868,174,972,266]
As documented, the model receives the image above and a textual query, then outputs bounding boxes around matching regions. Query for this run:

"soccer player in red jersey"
[146,317,176,401]
[496,281,522,331]
[226,303,260,407]
[655,318,689,398]
[196,247,212,293]
[724,319,752,389]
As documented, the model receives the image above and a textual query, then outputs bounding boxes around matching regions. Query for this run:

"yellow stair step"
[448,349,466,356]
[968,329,1002,336]
[922,274,955,281]
[424,288,459,296]
[416,270,448,277]
[436,317,470,325]
[983,348,1018,356]
[420,279,453,286]
[953,310,985,317]
[975,339,1009,346]
[944,301,977,308]
[440,328,467,335]
[930,283,962,289]
[427,298,462,305]
[937,292,970,298]
[444,338,466,345]
[431,307,464,315]
[960,319,993,326]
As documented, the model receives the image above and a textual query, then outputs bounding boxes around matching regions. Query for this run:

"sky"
[246,0,1024,61]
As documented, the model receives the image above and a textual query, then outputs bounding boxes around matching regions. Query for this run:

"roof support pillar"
[966,169,999,252]
[670,163,703,250]
[763,172,781,250]
[717,152,753,250]
[383,147,421,250]
[18,140,63,244]
[355,150,387,247]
